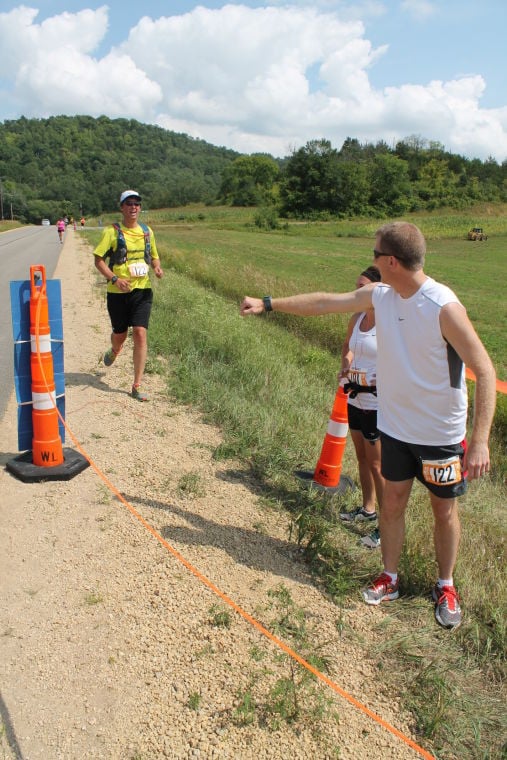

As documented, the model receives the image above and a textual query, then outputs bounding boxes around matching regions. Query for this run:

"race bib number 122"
[422,456,462,486]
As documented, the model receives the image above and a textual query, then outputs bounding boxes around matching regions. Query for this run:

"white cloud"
[400,0,437,21]
[0,3,505,161]
[123,6,386,141]
[0,5,162,117]
[122,7,368,120]
[0,6,107,69]
[377,76,507,159]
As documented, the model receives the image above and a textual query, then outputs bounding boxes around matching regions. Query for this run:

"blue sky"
[1,0,506,161]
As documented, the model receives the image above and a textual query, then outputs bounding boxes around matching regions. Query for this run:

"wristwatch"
[110,275,118,284]
[262,295,273,312]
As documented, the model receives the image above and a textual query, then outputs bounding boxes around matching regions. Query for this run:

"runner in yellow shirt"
[94,190,163,401]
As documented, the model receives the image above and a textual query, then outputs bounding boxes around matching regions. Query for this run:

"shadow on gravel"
[64,371,122,393]
[0,453,20,466]
[215,467,263,494]
[123,493,315,588]
[0,690,24,759]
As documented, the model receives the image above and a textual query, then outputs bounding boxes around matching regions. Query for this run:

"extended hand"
[240,297,264,316]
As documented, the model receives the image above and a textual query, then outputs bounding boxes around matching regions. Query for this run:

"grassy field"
[83,204,506,759]
[0,220,23,232]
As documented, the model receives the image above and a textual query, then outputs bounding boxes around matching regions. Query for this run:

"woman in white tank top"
[338,266,384,549]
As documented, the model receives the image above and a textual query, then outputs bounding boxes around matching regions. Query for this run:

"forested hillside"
[0,115,506,224]
[0,115,239,222]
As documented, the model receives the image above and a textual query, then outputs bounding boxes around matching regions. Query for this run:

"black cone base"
[294,470,355,495]
[6,448,90,483]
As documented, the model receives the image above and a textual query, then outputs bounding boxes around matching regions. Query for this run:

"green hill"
[0,115,240,222]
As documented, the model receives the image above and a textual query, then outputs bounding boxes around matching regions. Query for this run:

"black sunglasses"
[124,201,141,207]
[373,248,404,261]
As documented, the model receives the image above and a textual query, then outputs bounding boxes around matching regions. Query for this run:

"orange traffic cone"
[294,385,353,494]
[312,385,349,489]
[29,265,64,467]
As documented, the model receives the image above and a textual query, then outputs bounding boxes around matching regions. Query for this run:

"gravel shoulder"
[0,230,420,759]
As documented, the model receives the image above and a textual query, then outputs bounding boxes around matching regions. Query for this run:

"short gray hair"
[376,222,426,271]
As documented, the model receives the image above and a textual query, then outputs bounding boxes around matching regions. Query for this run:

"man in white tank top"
[241,222,497,630]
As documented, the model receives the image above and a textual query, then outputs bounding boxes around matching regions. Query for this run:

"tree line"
[220,137,507,219]
[0,116,505,224]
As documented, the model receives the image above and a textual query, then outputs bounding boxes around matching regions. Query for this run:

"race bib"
[348,370,368,386]
[128,262,149,277]
[421,456,462,486]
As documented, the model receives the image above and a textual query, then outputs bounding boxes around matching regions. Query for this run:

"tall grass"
[83,204,507,757]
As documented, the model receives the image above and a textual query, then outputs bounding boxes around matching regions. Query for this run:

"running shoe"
[432,584,462,630]
[131,384,149,402]
[339,506,377,523]
[361,527,381,549]
[103,347,117,367]
[362,573,399,605]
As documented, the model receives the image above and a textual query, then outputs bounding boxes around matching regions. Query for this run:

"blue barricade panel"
[10,279,65,451]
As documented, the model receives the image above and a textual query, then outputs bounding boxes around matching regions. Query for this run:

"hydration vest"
[107,222,152,267]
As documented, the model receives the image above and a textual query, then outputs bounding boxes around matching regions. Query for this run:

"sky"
[0,0,506,162]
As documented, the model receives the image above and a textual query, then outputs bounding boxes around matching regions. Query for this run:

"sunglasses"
[373,248,404,261]
[124,201,141,207]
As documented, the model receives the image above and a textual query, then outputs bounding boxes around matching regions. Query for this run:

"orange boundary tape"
[465,367,507,394]
[32,295,434,759]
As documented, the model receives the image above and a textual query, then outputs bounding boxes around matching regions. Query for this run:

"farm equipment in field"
[467,227,488,241]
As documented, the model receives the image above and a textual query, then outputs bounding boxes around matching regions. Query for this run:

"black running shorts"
[106,288,153,333]
[347,404,380,442]
[380,432,467,498]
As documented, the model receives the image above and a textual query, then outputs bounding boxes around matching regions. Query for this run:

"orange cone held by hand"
[313,385,349,488]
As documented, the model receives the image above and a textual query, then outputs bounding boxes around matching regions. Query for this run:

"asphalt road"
[0,225,63,421]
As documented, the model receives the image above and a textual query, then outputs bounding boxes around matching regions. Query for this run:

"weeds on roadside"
[84,590,103,605]
[232,584,338,739]
[177,471,205,498]
[233,689,257,726]
[96,483,111,505]
[208,604,232,629]
[264,585,336,728]
[187,692,202,711]
[95,513,113,532]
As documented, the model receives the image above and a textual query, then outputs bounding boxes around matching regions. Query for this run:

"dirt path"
[0,230,421,759]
